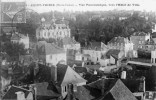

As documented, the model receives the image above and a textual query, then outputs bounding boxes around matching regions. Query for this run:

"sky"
[1,0,156,13]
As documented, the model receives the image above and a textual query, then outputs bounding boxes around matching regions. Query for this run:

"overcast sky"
[2,0,156,13]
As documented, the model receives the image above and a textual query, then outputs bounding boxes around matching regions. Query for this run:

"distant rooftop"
[108,36,129,44]
[132,32,149,36]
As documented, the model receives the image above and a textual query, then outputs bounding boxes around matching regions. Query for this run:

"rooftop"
[2,85,30,100]
[84,42,102,50]
[31,82,61,99]
[62,37,79,45]
[108,36,129,44]
[106,49,121,59]
[132,32,148,36]
[11,33,28,40]
[37,41,65,55]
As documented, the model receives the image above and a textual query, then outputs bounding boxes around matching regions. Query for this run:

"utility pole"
[0,0,2,53]
[0,0,1,36]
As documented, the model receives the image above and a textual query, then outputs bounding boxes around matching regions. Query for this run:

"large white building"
[107,36,136,58]
[83,42,108,64]
[37,41,67,65]
[36,17,71,40]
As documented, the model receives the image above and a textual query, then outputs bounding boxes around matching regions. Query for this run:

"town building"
[65,79,138,100]
[62,37,80,51]
[100,49,125,66]
[152,22,156,33]
[11,32,29,49]
[36,41,66,65]
[98,79,138,100]
[107,36,135,57]
[2,85,33,100]
[36,16,71,40]
[83,42,108,64]
[143,38,156,51]
[130,32,150,50]
[151,49,156,64]
[30,82,61,100]
[51,64,87,98]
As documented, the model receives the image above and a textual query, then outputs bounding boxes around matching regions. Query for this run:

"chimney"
[51,65,57,82]
[67,83,74,100]
[94,70,97,75]
[29,85,37,100]
[101,77,106,95]
[142,76,146,93]
[72,36,75,40]
[15,91,25,100]
[121,71,126,79]
[82,62,84,67]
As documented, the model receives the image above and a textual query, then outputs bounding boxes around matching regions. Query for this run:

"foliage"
[15,10,154,46]
[2,42,27,59]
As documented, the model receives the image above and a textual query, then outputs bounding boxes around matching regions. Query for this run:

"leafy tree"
[2,42,27,60]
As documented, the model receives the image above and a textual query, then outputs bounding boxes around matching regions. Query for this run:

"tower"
[51,11,56,24]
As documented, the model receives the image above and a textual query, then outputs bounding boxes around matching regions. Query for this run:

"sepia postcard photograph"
[0,0,156,100]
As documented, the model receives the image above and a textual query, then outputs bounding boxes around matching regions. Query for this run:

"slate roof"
[37,41,65,55]
[56,64,68,85]
[62,37,79,45]
[84,42,102,50]
[11,33,27,40]
[74,67,87,74]
[56,64,87,86]
[32,82,61,99]
[2,85,30,100]
[67,60,83,67]
[108,36,128,44]
[88,78,142,95]
[106,49,120,59]
[34,63,51,82]
[98,79,137,100]
[74,85,101,100]
[45,43,65,55]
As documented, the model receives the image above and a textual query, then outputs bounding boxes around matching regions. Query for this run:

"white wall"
[26,92,33,100]
[64,43,80,51]
[100,59,110,66]
[75,54,82,61]
[83,50,101,64]
[36,27,71,39]
[46,53,67,65]
[152,24,156,33]
[145,33,150,41]
[110,56,115,65]
[151,50,156,63]
[19,37,29,49]
[125,42,134,57]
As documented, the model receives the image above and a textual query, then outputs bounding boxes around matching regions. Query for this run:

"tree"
[2,42,27,60]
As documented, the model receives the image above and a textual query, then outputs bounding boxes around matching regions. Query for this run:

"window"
[65,86,67,92]
[50,55,52,59]
[152,58,154,63]
[48,32,50,36]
